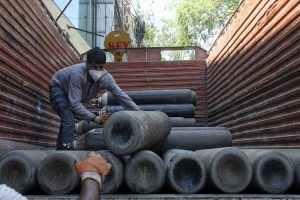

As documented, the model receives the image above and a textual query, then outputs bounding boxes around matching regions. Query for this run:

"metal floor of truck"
[26,194,300,200]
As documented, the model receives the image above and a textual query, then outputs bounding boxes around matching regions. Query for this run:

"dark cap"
[87,47,106,64]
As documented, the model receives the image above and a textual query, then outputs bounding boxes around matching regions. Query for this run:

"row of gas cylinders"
[0,147,299,195]
[96,89,197,119]
[0,111,299,195]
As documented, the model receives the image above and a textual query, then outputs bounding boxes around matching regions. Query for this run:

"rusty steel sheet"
[105,60,207,126]
[0,0,80,147]
[207,0,300,147]
[208,6,300,111]
[208,0,299,108]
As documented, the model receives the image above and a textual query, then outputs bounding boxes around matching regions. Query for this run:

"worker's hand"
[93,106,110,125]
[75,152,111,176]
[94,113,110,125]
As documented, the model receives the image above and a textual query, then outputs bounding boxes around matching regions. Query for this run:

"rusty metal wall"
[105,60,207,126]
[207,0,300,147]
[0,0,80,147]
[125,46,207,62]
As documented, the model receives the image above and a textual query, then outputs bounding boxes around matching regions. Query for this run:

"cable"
[114,0,123,30]
[56,0,73,22]
[134,17,145,47]
[67,25,104,37]
[116,0,138,20]
[60,16,114,20]
[128,0,139,17]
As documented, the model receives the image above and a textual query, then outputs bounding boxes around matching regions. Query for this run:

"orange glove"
[75,152,111,176]
[94,113,110,125]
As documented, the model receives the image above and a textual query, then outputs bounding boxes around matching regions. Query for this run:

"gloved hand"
[75,152,111,175]
[94,113,110,125]
[93,106,110,125]
[75,152,112,185]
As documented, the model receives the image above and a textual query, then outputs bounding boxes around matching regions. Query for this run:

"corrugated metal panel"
[0,0,80,147]
[105,60,207,126]
[207,0,300,147]
[41,0,91,54]
[125,47,207,62]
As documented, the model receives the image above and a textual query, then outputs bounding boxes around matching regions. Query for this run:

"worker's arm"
[105,74,140,111]
[79,178,100,200]
[75,152,111,200]
[68,72,95,120]
[0,184,28,200]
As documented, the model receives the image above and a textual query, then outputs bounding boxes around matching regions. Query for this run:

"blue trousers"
[49,84,75,150]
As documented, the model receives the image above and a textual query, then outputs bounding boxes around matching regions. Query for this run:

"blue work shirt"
[50,63,139,120]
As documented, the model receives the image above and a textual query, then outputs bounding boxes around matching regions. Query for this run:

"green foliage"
[136,1,179,47]
[132,0,156,47]
[142,21,158,47]
[133,0,239,60]
[175,0,240,49]
[161,50,195,61]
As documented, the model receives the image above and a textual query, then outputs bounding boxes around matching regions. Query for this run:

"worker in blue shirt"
[49,47,139,150]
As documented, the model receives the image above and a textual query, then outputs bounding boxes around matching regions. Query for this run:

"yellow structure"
[104,30,131,62]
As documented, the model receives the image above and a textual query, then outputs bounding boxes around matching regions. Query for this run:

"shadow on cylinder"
[0,139,45,158]
[276,149,300,192]
[97,150,124,194]
[150,128,232,156]
[170,117,197,127]
[82,130,107,150]
[75,120,102,136]
[106,104,195,118]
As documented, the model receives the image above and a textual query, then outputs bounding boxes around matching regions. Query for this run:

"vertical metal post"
[91,0,95,47]
[91,0,93,47]
[94,0,98,47]
[105,3,107,35]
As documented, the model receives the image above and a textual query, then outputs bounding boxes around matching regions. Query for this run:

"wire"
[67,25,104,37]
[134,17,145,47]
[60,16,114,20]
[116,0,138,20]
[56,0,73,22]
[114,0,123,30]
[128,0,139,17]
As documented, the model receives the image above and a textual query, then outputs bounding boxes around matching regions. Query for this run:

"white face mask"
[89,70,105,82]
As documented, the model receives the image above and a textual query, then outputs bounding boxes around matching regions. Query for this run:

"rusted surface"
[126,46,207,62]
[0,0,80,147]
[0,0,207,147]
[207,0,300,147]
[105,60,207,126]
